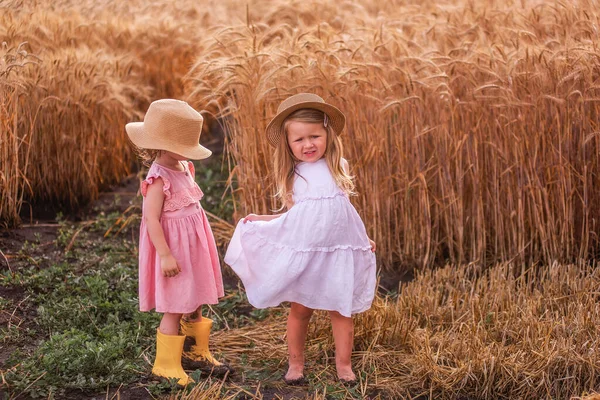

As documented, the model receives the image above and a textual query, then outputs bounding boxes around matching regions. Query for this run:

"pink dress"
[138,161,224,313]
[224,158,376,317]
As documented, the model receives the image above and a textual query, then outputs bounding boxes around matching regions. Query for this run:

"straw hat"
[265,93,346,147]
[126,99,212,160]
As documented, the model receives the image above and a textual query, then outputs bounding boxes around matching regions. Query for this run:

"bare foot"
[284,364,304,381]
[336,365,356,382]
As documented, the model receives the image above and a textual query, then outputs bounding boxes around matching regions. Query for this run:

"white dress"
[224,158,376,317]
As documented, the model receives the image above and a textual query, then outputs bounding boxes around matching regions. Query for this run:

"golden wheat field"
[2,0,600,399]
[4,0,600,269]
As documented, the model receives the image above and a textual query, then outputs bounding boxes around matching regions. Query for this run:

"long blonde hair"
[273,108,355,209]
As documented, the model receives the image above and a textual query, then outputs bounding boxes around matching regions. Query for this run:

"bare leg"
[159,312,183,335]
[329,311,355,381]
[285,302,314,380]
[184,306,203,322]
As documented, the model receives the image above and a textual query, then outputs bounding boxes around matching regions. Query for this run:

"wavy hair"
[135,148,161,167]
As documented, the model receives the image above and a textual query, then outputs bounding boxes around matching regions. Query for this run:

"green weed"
[194,157,236,221]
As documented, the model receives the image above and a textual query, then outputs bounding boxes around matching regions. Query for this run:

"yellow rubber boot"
[152,329,193,386]
[181,318,232,376]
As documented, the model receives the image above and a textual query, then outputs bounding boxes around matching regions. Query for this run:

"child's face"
[286,121,327,163]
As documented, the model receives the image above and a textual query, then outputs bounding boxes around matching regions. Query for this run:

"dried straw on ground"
[203,262,600,399]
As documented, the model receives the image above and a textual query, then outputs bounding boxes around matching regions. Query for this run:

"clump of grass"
[1,229,159,397]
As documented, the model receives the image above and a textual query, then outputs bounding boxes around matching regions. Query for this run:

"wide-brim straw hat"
[126,99,212,160]
[265,93,346,147]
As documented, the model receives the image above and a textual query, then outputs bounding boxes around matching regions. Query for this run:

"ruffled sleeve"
[187,161,195,177]
[141,169,171,198]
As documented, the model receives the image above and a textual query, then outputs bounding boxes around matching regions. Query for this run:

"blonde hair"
[273,108,355,209]
[128,140,161,167]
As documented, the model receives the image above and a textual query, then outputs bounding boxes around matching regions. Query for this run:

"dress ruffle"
[294,192,347,204]
[142,174,172,198]
[241,223,372,253]
[139,207,224,313]
[163,185,204,212]
[141,163,204,211]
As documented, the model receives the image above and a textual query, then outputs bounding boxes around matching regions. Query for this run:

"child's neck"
[155,153,185,171]
[296,156,325,164]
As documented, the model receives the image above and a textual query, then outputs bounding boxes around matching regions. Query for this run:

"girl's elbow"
[143,214,160,224]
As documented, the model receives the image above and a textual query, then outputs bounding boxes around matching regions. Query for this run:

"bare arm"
[144,178,181,277]
[243,213,284,223]
[242,198,294,223]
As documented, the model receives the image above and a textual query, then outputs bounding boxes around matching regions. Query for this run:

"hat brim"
[126,122,212,160]
[265,101,346,147]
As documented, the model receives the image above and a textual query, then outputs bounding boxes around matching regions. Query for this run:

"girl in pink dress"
[224,93,377,385]
[126,99,228,385]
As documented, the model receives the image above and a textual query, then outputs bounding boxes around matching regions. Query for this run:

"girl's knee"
[290,303,314,320]
[183,306,202,321]
[163,312,183,319]
[329,310,352,322]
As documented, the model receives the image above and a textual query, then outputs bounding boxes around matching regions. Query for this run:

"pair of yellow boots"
[152,318,230,386]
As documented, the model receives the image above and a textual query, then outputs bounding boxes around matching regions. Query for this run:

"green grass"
[194,155,236,221]
[0,183,283,398]
[1,223,159,397]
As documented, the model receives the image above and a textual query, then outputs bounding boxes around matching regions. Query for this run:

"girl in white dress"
[225,93,376,384]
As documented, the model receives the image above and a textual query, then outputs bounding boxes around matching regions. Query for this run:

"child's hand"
[160,254,181,277]
[369,238,376,252]
[243,213,282,223]
[243,214,261,223]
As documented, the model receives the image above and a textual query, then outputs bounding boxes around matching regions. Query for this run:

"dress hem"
[139,296,224,314]
[245,297,373,318]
